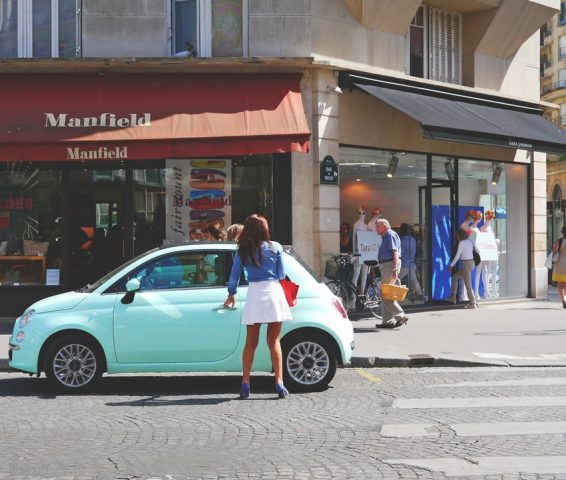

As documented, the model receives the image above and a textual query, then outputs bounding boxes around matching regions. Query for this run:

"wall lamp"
[386,154,399,178]
[444,158,454,181]
[491,163,502,185]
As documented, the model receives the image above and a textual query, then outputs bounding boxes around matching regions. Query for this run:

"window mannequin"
[457,209,476,301]
[351,205,370,310]
[471,211,487,301]
[481,209,498,298]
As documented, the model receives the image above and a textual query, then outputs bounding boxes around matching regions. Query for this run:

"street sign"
[320,155,338,185]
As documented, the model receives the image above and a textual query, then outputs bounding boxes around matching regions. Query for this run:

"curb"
[0,360,9,372]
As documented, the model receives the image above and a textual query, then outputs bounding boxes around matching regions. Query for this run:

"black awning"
[353,81,566,155]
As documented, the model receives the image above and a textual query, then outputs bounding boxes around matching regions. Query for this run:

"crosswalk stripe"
[429,377,566,387]
[392,396,566,409]
[385,456,566,476]
[380,421,566,438]
[451,421,566,436]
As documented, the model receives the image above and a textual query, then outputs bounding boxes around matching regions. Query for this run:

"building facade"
[0,0,561,314]
[541,0,566,252]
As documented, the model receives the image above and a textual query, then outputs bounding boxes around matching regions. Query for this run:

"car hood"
[28,291,90,314]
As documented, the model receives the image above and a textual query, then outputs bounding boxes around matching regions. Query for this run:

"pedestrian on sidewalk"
[399,223,423,299]
[445,229,477,309]
[375,219,408,328]
[551,225,566,308]
[224,214,292,399]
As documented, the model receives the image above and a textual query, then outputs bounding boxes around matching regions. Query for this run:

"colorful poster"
[165,159,232,244]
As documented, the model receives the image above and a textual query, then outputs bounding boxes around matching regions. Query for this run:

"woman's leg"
[242,324,261,384]
[266,322,284,385]
[559,282,566,304]
[463,262,476,308]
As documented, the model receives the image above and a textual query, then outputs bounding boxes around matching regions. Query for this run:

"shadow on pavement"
[0,374,311,400]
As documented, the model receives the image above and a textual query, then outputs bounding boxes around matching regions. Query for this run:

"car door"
[112,250,242,364]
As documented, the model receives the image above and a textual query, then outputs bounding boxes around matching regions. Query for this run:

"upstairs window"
[407,6,462,85]
[0,0,80,58]
[171,0,247,57]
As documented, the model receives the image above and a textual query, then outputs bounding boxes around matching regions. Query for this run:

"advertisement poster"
[165,159,232,243]
[470,231,498,261]
[356,231,381,263]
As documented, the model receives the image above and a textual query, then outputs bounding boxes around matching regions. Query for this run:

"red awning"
[0,73,310,161]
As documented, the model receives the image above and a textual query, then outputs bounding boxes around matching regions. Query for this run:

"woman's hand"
[224,294,235,309]
[447,265,452,272]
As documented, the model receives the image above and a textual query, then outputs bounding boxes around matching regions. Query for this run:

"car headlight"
[19,309,35,328]
[15,331,25,343]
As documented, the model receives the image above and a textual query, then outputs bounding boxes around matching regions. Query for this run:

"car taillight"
[331,297,348,319]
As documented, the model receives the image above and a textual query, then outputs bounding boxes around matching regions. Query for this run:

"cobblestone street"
[2,367,566,479]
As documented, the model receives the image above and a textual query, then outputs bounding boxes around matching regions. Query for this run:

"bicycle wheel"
[326,281,351,311]
[365,280,382,319]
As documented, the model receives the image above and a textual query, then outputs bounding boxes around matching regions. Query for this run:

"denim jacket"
[228,241,285,295]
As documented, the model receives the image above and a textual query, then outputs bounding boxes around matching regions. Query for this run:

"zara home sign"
[44,112,151,128]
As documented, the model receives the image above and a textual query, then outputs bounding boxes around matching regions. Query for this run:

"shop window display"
[0,163,62,286]
[339,148,427,304]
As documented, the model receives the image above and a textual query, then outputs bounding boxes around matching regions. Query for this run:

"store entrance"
[420,181,456,302]
[66,169,130,290]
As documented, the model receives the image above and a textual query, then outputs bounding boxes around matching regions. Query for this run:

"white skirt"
[242,279,292,325]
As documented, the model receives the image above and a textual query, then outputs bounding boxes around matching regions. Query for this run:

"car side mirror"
[122,278,141,305]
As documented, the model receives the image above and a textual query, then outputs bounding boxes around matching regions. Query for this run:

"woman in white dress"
[224,214,292,399]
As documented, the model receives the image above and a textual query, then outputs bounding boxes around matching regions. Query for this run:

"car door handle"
[212,306,238,311]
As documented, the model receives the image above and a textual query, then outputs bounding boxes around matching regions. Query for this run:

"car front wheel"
[44,336,103,391]
[282,334,337,392]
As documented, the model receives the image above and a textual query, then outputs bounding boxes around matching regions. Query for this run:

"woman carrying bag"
[552,226,566,308]
[224,214,292,399]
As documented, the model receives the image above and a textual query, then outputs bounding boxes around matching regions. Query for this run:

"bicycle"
[325,253,382,319]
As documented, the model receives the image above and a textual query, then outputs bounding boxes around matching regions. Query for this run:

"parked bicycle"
[325,253,382,319]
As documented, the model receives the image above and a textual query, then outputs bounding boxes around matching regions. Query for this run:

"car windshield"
[76,248,160,293]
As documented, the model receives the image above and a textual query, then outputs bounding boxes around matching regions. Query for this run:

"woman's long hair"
[238,214,271,267]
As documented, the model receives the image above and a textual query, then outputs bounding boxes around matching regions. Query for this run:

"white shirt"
[450,238,474,267]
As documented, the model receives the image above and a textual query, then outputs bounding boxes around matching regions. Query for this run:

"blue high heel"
[276,383,289,398]
[239,383,250,399]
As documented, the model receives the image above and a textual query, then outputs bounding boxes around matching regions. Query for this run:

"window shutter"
[428,7,462,85]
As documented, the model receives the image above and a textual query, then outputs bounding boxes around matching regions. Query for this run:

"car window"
[108,251,230,292]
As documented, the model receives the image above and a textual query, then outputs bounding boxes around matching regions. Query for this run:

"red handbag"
[280,277,299,307]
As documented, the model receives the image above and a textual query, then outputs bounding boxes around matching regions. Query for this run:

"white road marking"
[429,377,566,387]
[380,424,436,438]
[451,421,566,437]
[392,396,566,409]
[474,352,566,360]
[385,456,566,476]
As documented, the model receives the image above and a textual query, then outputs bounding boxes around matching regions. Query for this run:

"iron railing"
[542,80,566,94]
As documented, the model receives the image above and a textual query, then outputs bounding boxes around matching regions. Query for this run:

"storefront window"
[552,184,564,249]
[458,160,528,298]
[0,163,63,286]
[339,147,427,304]
[162,155,273,245]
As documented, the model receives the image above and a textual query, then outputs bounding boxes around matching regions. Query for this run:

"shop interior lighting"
[491,163,502,185]
[444,158,454,181]
[386,154,399,178]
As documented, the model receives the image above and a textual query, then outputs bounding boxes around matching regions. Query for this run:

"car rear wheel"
[282,333,337,392]
[44,336,103,391]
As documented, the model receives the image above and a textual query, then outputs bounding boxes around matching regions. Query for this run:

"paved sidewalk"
[2,292,566,372]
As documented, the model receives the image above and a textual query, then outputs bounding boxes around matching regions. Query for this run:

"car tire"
[282,333,337,392]
[44,335,103,392]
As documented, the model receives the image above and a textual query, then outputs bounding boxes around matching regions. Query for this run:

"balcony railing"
[552,114,566,127]
[542,80,566,94]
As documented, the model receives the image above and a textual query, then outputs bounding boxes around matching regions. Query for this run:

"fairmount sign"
[44,113,151,128]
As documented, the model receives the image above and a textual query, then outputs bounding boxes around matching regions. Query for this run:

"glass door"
[65,169,128,289]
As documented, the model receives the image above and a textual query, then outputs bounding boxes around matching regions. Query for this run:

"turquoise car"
[8,243,354,392]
